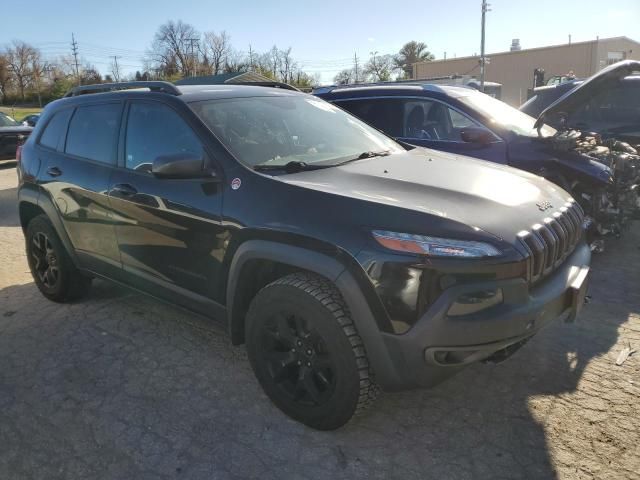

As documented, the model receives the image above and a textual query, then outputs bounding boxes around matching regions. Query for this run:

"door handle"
[46,166,62,177]
[111,183,138,197]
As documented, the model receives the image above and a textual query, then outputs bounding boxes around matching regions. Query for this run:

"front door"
[108,100,226,303]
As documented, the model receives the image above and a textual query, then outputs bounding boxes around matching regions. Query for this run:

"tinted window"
[125,102,204,172]
[336,99,404,137]
[39,109,73,150]
[66,103,121,164]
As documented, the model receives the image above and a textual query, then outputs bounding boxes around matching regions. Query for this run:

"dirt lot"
[0,163,639,480]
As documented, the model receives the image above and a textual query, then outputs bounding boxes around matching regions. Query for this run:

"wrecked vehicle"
[314,60,640,249]
[521,72,640,145]
[533,60,640,245]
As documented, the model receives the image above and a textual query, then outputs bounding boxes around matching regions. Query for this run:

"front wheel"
[245,272,378,430]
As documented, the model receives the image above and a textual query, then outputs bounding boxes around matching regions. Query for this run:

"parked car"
[0,112,32,160]
[21,113,41,127]
[314,60,640,246]
[18,81,590,430]
[521,74,640,144]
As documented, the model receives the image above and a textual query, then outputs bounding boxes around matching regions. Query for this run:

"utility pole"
[353,52,360,83]
[71,33,81,85]
[479,0,490,92]
[188,38,199,77]
[111,55,121,82]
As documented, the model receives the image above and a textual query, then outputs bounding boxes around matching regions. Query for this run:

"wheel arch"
[225,239,401,390]
[18,188,80,268]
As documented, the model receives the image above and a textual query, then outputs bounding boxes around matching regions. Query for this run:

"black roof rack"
[64,81,181,98]
[236,81,300,91]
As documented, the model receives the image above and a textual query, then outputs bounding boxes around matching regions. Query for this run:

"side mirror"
[460,127,494,145]
[152,153,214,180]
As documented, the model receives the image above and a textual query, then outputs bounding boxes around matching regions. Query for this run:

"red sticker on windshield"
[231,178,242,190]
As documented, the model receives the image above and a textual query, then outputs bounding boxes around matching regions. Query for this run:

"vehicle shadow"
[0,186,19,227]
[0,228,635,480]
[0,160,17,170]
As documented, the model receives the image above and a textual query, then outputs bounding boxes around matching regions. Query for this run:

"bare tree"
[364,51,396,82]
[30,50,49,107]
[203,31,231,75]
[110,56,121,82]
[269,45,280,79]
[223,48,249,74]
[148,20,199,77]
[334,69,353,85]
[6,41,37,100]
[279,47,294,84]
[0,52,12,104]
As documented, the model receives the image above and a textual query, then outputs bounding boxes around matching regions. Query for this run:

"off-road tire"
[245,272,379,430]
[25,214,92,302]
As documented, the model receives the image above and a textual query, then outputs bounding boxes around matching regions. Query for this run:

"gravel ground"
[0,163,639,480]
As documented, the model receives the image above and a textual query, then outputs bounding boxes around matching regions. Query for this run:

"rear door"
[38,102,122,273]
[108,99,226,304]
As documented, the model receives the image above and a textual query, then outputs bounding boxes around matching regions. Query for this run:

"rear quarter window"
[65,103,121,164]
[39,109,73,151]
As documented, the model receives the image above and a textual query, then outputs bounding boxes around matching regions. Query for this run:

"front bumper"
[375,241,591,391]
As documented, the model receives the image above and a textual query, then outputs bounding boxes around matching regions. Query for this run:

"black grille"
[517,200,584,284]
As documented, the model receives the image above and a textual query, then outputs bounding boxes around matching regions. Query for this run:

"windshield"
[190,95,404,169]
[460,92,556,137]
[0,113,19,127]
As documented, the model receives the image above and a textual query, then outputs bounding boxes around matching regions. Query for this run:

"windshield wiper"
[254,151,392,173]
[253,160,331,173]
[332,150,391,167]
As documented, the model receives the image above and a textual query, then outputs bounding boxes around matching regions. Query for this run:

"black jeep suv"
[17,81,590,430]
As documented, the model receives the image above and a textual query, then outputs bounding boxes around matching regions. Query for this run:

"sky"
[3,0,639,84]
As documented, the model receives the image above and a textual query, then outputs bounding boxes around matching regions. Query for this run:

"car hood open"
[534,60,640,131]
[279,148,572,243]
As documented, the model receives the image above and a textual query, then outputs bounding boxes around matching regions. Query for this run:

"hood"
[534,60,640,130]
[278,148,572,243]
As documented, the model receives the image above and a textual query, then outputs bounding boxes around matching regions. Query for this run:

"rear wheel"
[25,215,92,302]
[245,272,378,430]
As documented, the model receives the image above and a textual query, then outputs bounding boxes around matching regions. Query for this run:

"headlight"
[372,231,501,258]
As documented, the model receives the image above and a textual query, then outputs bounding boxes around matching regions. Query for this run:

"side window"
[125,102,204,172]
[335,99,403,137]
[66,104,121,164]
[39,109,73,151]
[402,100,485,141]
[449,109,476,129]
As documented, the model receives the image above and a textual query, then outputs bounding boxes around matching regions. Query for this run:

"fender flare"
[18,186,81,268]
[225,239,401,389]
